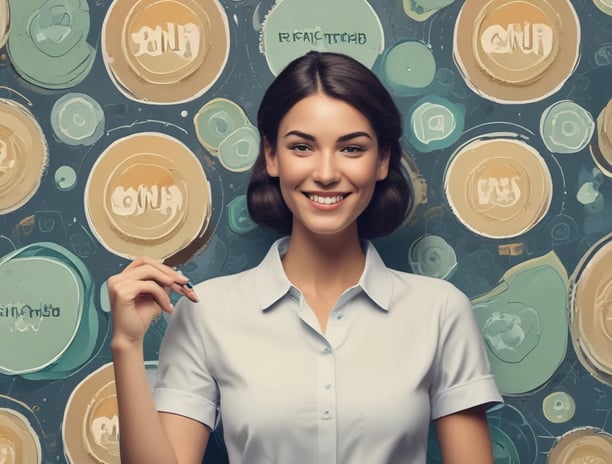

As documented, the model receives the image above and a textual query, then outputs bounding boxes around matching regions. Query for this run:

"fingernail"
[184,281,193,289]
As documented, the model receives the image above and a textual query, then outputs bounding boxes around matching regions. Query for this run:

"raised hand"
[107,256,198,349]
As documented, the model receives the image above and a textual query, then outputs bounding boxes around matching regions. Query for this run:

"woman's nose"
[313,152,340,184]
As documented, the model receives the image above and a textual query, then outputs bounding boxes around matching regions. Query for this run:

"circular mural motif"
[260,0,384,75]
[0,0,8,48]
[63,362,158,464]
[0,408,42,464]
[444,136,553,239]
[0,99,48,215]
[453,0,580,103]
[590,99,612,177]
[84,132,212,262]
[548,428,612,464]
[102,0,230,104]
[569,233,612,386]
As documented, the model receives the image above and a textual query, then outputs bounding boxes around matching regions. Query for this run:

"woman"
[109,51,502,464]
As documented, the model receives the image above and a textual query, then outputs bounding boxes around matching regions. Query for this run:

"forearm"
[111,342,178,464]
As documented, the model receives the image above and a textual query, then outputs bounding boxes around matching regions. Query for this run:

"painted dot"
[54,166,77,191]
[543,391,576,424]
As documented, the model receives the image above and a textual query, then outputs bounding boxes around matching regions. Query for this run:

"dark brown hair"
[247,51,412,238]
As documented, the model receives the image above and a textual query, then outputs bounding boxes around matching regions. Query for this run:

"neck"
[281,226,366,292]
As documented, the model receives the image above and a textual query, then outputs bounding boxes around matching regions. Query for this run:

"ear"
[376,146,391,181]
[263,137,279,177]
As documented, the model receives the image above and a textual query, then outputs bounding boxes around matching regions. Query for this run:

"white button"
[324,383,332,390]
[321,410,332,419]
[323,347,332,354]
[336,313,344,321]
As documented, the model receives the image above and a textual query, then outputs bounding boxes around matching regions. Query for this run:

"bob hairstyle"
[247,51,412,239]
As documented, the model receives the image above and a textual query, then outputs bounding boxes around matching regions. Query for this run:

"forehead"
[279,93,375,136]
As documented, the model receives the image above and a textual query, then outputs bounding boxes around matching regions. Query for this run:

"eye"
[289,143,312,154]
[341,145,366,155]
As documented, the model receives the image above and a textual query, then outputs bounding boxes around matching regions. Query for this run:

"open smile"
[305,193,348,205]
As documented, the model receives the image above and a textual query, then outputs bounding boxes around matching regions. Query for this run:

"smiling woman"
[108,51,502,464]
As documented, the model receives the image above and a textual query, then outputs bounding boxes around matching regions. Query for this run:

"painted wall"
[0,0,611,462]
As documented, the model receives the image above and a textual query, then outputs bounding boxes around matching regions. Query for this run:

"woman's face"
[264,92,389,238]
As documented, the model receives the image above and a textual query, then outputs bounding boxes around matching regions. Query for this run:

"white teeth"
[308,194,345,205]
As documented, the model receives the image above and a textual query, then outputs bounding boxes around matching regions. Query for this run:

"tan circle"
[102,0,229,104]
[570,235,612,384]
[454,0,580,103]
[63,363,118,464]
[0,0,8,48]
[547,428,612,464]
[0,408,41,464]
[590,99,612,177]
[85,132,211,261]
[0,99,48,214]
[444,137,552,238]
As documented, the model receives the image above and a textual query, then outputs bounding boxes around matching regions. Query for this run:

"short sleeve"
[429,284,502,419]
[153,297,219,429]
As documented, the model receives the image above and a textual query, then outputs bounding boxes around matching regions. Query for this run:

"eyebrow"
[283,130,373,142]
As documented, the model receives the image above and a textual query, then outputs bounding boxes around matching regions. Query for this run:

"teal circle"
[227,195,257,235]
[378,41,436,96]
[406,96,465,152]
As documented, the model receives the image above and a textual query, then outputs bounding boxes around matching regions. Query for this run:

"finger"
[110,278,174,314]
[134,280,175,313]
[120,262,189,289]
[169,281,199,303]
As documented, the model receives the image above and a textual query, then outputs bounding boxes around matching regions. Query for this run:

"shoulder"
[191,266,258,303]
[388,268,468,302]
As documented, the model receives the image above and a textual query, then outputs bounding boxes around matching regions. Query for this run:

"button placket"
[317,342,337,463]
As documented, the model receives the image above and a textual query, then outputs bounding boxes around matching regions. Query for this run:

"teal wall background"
[0,0,611,462]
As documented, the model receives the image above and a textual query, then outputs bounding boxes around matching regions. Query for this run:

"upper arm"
[434,405,494,464]
[160,412,211,464]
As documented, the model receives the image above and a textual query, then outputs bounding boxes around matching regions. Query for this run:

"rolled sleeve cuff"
[154,387,219,430]
[430,375,503,420]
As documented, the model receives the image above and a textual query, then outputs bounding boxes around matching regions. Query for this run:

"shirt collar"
[254,237,294,310]
[255,237,393,312]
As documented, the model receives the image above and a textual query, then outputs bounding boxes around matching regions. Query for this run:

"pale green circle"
[99,280,110,313]
[407,96,465,152]
[408,235,457,279]
[194,99,250,153]
[260,0,384,75]
[540,100,595,154]
[381,41,436,96]
[542,391,576,423]
[0,256,83,375]
[51,93,105,146]
[54,166,77,191]
[218,125,260,172]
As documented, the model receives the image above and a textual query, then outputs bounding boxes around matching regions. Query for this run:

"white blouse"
[154,237,502,463]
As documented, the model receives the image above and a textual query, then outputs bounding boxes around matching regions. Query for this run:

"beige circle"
[0,99,48,214]
[454,0,580,103]
[0,0,8,48]
[102,0,229,104]
[84,132,211,261]
[444,137,552,238]
[590,99,612,177]
[0,408,42,464]
[547,428,612,464]
[63,363,118,464]
[570,236,612,384]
